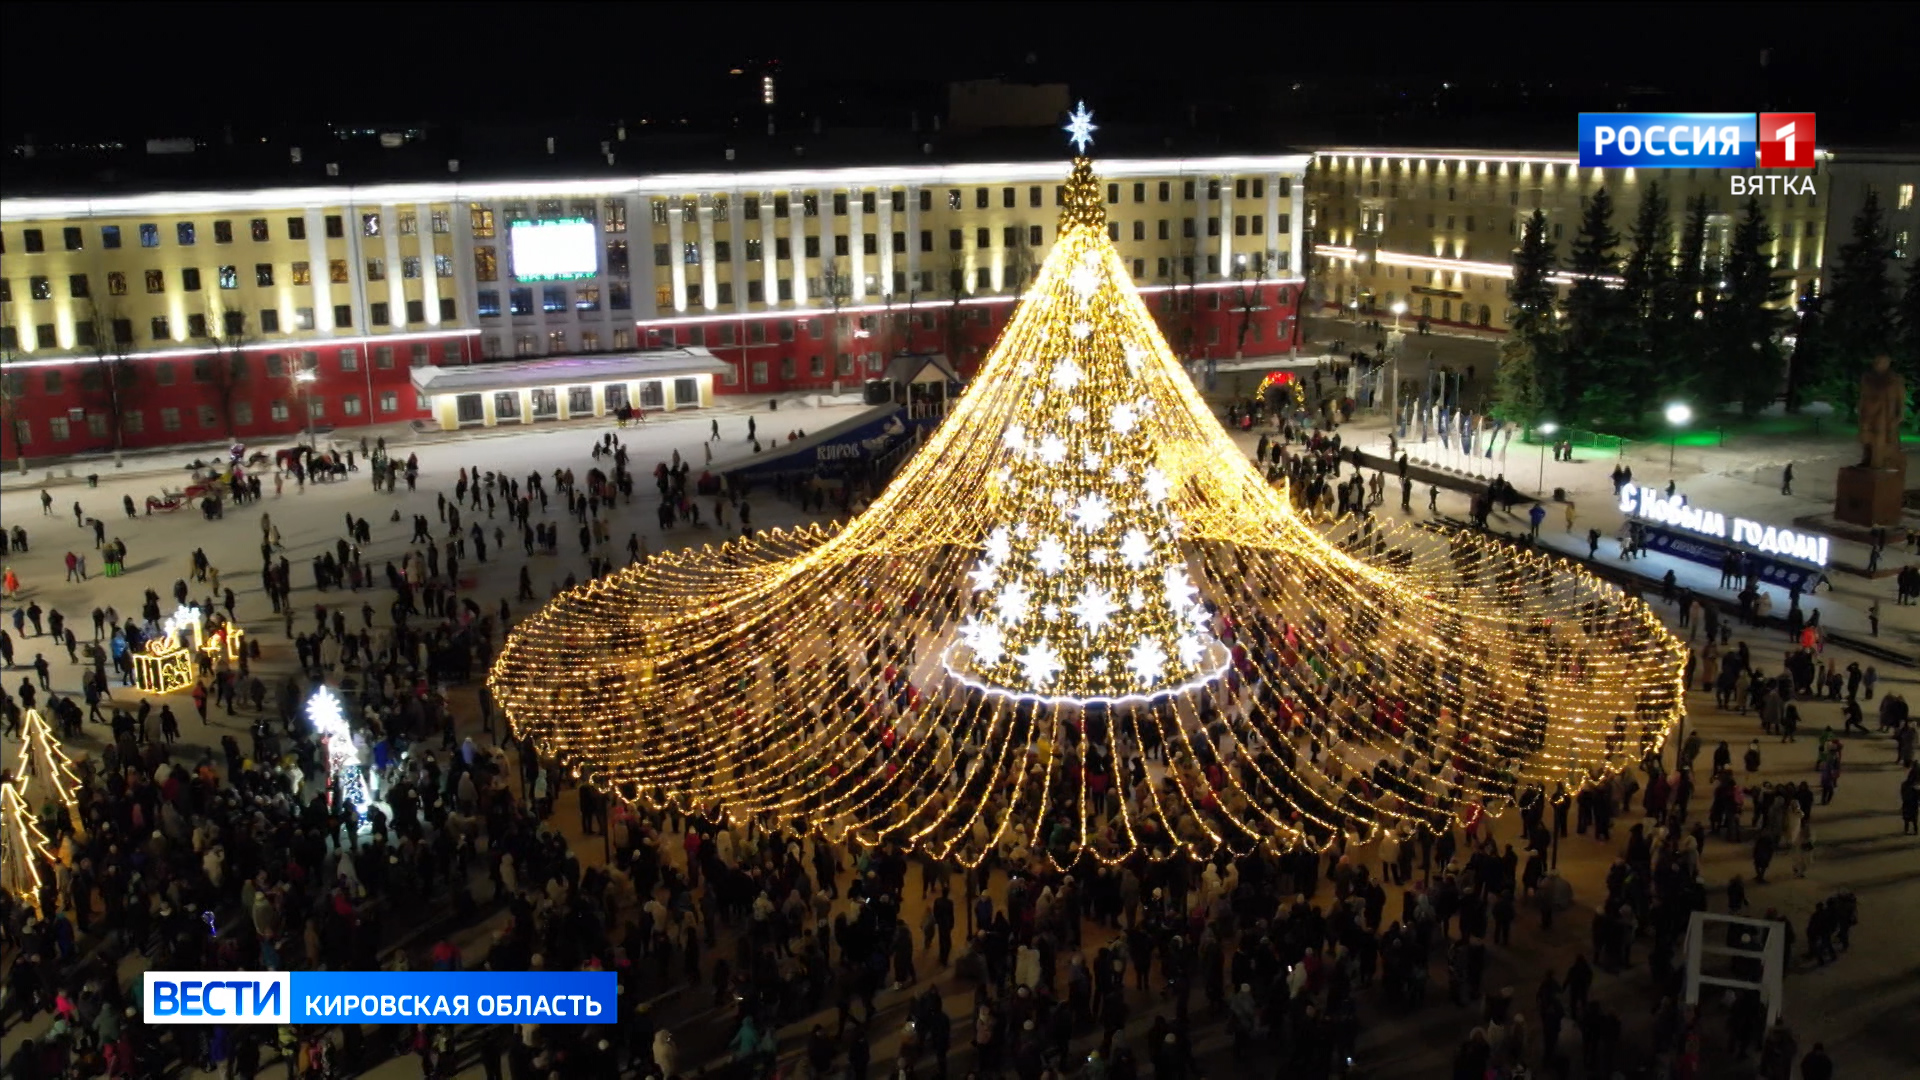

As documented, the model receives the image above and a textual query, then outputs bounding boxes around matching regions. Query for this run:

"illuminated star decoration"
[1064,101,1098,155]
[1127,636,1167,685]
[1033,536,1070,575]
[1069,583,1120,636]
[1019,639,1064,688]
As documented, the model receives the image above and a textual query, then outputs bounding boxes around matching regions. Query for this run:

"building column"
[848,187,867,301]
[877,189,895,299]
[450,203,480,355]
[380,204,407,331]
[1289,172,1306,277]
[303,209,334,332]
[728,192,749,313]
[416,203,443,330]
[789,188,808,306]
[626,195,655,330]
[698,197,718,312]
[343,200,375,338]
[758,193,777,311]
[667,200,689,313]
[904,185,921,292]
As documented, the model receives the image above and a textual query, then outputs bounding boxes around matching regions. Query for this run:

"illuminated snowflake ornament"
[1127,637,1168,686]
[1020,639,1064,689]
[1033,536,1070,575]
[1070,583,1120,636]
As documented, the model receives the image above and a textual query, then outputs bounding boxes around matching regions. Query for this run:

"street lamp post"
[1665,402,1692,473]
[1536,422,1558,494]
[1390,299,1407,333]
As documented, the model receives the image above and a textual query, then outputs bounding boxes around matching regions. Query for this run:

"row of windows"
[477,283,630,318]
[3,212,460,256]
[1,255,455,303]
[7,390,423,444]
[639,178,1297,225]
[1,297,457,352]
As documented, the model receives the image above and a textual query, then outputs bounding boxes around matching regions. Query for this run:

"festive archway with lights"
[490,115,1686,867]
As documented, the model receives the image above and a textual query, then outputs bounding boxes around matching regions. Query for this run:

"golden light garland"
[2,707,83,912]
[489,151,1687,867]
[134,605,246,694]
[1,780,56,914]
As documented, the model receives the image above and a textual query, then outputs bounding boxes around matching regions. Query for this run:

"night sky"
[6,2,1917,142]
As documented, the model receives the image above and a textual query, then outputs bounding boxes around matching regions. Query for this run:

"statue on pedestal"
[1857,354,1906,471]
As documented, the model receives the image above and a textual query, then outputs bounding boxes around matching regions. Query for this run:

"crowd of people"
[0,405,1907,1080]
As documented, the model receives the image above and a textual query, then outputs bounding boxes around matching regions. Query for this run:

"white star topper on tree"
[1064,102,1097,155]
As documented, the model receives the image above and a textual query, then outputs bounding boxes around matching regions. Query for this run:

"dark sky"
[6,2,1917,139]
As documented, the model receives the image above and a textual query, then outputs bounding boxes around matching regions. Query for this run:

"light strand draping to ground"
[489,149,1687,867]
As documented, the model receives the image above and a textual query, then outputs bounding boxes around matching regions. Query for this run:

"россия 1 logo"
[1578,113,1816,170]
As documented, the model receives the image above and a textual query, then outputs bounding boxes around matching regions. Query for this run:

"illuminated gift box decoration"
[133,606,246,693]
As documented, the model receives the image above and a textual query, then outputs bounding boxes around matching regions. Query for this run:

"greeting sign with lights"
[1619,485,1830,566]
[490,134,1687,867]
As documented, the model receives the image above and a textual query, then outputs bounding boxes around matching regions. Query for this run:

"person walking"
[1781,464,1794,496]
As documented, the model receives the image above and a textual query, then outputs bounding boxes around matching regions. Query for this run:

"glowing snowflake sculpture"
[490,153,1687,867]
[307,686,370,816]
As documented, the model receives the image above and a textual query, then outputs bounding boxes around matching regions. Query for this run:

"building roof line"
[0,155,1313,221]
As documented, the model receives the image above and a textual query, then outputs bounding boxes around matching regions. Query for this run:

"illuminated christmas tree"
[490,105,1689,865]
[11,708,84,839]
[1,780,56,913]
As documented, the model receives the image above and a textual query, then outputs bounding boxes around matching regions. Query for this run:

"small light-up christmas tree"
[1,781,56,913]
[952,155,1222,700]
[11,708,85,839]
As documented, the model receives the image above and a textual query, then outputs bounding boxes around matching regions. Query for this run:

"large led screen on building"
[510,218,597,281]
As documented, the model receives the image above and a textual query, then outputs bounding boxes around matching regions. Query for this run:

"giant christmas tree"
[490,106,1688,864]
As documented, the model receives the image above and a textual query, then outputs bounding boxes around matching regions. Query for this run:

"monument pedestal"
[1835,464,1906,527]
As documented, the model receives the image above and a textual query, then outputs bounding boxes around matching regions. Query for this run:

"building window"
[380,391,399,412]
[182,267,202,291]
[402,255,422,279]
[151,315,171,340]
[606,239,629,276]
[478,290,501,318]
[285,216,307,240]
[471,205,495,237]
[475,247,498,281]
[684,242,701,265]
[603,200,627,232]
[292,261,311,285]
[294,307,314,330]
[509,287,533,316]
[803,237,819,259]
[342,395,363,417]
[146,270,166,294]
[61,225,83,251]
[370,302,391,326]
[547,331,568,353]
[576,286,601,312]
[213,219,234,244]
[187,313,208,337]
[324,215,344,238]
[333,304,352,328]
[435,254,454,278]
[542,286,568,313]
[339,348,360,373]
[218,265,238,289]
[431,210,450,234]
[328,260,348,284]
[362,213,381,237]
[610,282,632,310]
[255,263,275,287]
[30,275,51,300]
[833,193,848,216]
[803,194,820,217]
[177,222,197,245]
[365,258,385,281]
[140,223,160,247]
[101,225,121,249]
[111,318,132,344]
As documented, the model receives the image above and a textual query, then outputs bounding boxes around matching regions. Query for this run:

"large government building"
[1,120,1914,460]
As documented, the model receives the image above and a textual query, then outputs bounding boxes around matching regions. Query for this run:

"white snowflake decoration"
[1053,358,1085,390]
[1143,467,1171,505]
[1041,603,1060,620]
[1071,493,1113,533]
[1128,637,1168,686]
[1070,321,1093,341]
[1091,548,1112,565]
[1163,566,1199,611]
[1118,529,1153,569]
[1123,343,1147,373]
[1068,405,1087,423]
[1177,634,1206,668]
[983,526,1013,565]
[994,581,1032,625]
[969,620,1007,667]
[1003,425,1028,451]
[1036,435,1069,466]
[1109,402,1140,435]
[1033,536,1070,576]
[1069,584,1120,636]
[968,561,998,592]
[1068,264,1101,301]
[1091,656,1111,674]
[1128,587,1147,610]
[1108,465,1129,485]
[1019,640,1064,689]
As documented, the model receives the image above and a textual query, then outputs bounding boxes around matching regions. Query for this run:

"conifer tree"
[1618,182,1674,418]
[1559,188,1628,421]
[1817,190,1898,414]
[1496,210,1558,423]
[1706,198,1791,415]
